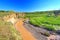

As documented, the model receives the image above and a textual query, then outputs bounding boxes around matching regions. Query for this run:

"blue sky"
[0,0,60,12]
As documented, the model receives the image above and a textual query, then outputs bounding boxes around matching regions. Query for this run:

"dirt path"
[24,22,48,40]
[15,18,36,40]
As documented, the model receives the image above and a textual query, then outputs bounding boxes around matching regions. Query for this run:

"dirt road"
[15,18,36,40]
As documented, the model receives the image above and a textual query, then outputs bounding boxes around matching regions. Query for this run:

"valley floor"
[15,18,60,40]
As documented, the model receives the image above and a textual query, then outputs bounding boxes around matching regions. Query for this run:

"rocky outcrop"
[3,13,18,24]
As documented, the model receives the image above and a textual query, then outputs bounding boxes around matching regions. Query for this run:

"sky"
[0,0,60,12]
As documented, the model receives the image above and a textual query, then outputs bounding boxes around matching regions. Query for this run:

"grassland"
[0,10,60,40]
[25,10,60,31]
[29,16,60,31]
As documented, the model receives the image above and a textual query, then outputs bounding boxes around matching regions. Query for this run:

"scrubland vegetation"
[0,11,22,40]
[29,16,60,31]
[25,10,60,32]
[0,10,60,40]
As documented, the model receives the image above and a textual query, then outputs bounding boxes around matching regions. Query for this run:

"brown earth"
[15,18,36,40]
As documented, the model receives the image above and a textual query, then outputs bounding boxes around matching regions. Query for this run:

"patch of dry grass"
[0,19,22,40]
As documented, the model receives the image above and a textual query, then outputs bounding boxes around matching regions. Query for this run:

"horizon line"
[0,9,60,12]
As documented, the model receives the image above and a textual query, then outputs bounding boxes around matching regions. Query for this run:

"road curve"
[15,18,36,40]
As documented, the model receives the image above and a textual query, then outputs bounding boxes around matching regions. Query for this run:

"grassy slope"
[29,16,60,31]
[0,11,22,40]
[0,19,22,40]
[25,11,60,31]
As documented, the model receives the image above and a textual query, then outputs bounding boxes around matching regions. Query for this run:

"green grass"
[30,16,60,31]
[0,12,9,17]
